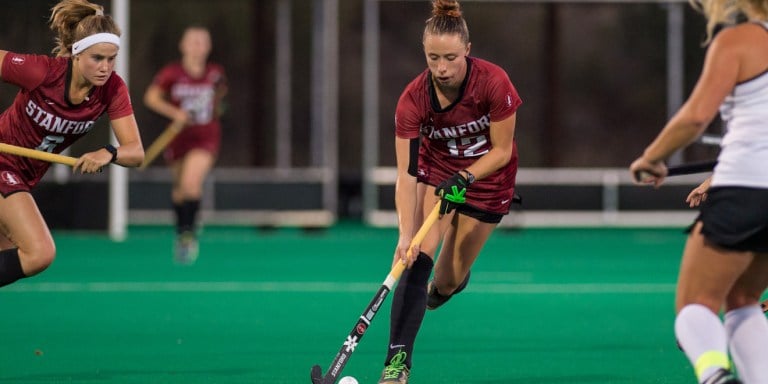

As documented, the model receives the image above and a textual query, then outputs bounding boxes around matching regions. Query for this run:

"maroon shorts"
[417,158,517,216]
[164,125,221,163]
[0,153,40,197]
[0,169,31,197]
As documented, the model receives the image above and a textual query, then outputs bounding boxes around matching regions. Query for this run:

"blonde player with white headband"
[631,0,768,381]
[0,0,143,288]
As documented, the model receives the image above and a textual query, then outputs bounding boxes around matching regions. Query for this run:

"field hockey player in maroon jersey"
[0,0,143,288]
[144,26,227,264]
[379,0,522,382]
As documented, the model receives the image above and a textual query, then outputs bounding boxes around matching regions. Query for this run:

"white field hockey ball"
[338,377,358,384]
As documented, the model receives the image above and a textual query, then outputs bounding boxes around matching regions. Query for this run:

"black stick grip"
[667,160,718,176]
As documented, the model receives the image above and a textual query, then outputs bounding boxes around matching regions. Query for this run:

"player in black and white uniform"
[631,8,768,384]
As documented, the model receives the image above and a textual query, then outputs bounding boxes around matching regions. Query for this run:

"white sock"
[675,304,730,382]
[725,305,768,383]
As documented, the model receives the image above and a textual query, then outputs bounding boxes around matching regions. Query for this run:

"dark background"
[0,0,721,223]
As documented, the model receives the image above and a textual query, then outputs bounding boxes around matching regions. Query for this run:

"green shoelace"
[383,351,408,379]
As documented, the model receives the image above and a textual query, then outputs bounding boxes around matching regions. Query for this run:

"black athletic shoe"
[426,270,470,310]
[761,299,768,313]
[702,368,742,384]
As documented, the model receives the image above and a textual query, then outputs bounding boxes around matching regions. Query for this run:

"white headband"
[72,33,120,55]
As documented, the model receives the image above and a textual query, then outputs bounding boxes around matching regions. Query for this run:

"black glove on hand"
[435,172,469,216]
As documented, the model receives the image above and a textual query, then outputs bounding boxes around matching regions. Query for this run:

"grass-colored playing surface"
[0,224,730,383]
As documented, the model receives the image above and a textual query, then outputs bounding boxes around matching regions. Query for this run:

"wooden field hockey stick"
[138,121,184,170]
[0,143,78,166]
[310,202,441,384]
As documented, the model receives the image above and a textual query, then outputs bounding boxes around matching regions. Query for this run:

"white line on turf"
[3,281,675,293]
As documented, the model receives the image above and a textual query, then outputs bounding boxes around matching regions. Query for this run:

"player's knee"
[675,296,720,314]
[725,289,763,310]
[179,184,203,200]
[436,280,460,295]
[436,272,468,295]
[20,241,56,275]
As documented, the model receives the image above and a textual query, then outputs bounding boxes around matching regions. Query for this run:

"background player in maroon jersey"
[144,26,227,264]
[0,0,143,288]
[379,0,521,382]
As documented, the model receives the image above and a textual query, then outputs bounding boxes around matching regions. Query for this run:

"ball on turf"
[338,376,358,384]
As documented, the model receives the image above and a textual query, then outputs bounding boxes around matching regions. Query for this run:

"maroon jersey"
[0,52,133,190]
[395,57,522,215]
[150,62,226,162]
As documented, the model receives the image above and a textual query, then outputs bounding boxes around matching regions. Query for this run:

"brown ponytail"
[49,0,121,57]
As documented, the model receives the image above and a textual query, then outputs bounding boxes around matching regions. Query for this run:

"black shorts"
[456,203,504,224]
[688,186,768,252]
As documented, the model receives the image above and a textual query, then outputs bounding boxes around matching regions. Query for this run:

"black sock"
[385,252,433,368]
[0,248,25,287]
[173,202,184,233]
[175,199,200,234]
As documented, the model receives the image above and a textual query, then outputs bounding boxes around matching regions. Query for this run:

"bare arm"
[686,176,712,208]
[631,29,741,186]
[0,50,7,79]
[109,114,144,167]
[464,112,517,180]
[72,115,144,172]
[143,84,187,124]
[394,136,419,264]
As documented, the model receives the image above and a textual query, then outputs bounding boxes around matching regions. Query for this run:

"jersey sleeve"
[1,53,50,91]
[106,75,134,120]
[150,64,177,92]
[394,89,422,140]
[486,66,522,122]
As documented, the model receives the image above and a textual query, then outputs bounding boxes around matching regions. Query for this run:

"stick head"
[310,365,326,384]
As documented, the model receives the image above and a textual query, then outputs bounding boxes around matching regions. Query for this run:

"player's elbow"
[676,105,715,134]
[492,146,515,168]
[120,146,145,167]
[129,149,146,167]
[130,153,145,168]
[681,115,710,133]
[142,91,154,107]
[143,88,163,110]
[143,97,160,113]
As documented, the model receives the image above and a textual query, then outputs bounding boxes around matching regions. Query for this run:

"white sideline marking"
[3,281,675,294]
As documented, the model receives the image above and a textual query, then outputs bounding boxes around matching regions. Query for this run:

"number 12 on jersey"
[447,135,488,158]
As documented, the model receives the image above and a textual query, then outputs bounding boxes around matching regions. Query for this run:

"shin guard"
[385,252,434,368]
